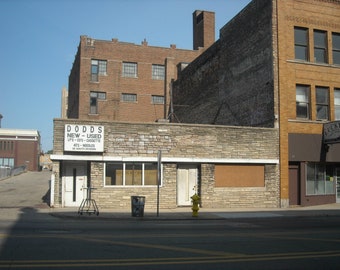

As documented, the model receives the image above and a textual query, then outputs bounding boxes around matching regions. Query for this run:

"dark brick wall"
[173,0,275,127]
[68,48,80,119]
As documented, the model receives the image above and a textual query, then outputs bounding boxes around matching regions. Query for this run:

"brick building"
[51,8,282,209]
[172,0,340,206]
[0,129,40,171]
[67,10,215,123]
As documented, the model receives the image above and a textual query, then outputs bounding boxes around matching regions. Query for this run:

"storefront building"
[172,0,340,207]
[50,119,279,209]
[288,122,340,206]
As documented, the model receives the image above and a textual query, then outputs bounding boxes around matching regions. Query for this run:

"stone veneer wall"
[52,119,279,209]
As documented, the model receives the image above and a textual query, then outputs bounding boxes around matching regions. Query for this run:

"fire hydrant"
[191,193,200,217]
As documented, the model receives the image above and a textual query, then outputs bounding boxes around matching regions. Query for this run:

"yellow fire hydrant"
[191,193,200,217]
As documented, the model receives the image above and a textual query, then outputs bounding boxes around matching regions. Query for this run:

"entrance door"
[336,168,340,203]
[64,163,87,207]
[289,164,300,205]
[177,165,197,206]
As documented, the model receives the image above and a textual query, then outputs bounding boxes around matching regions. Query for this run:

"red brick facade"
[0,129,40,171]
[67,11,215,123]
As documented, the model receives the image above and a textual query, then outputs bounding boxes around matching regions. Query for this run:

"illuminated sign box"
[64,124,104,152]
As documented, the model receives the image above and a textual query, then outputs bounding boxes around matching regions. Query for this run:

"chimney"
[193,10,215,50]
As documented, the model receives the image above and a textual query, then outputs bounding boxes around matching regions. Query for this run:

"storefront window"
[105,162,159,186]
[306,163,335,195]
[105,163,123,185]
[125,163,142,185]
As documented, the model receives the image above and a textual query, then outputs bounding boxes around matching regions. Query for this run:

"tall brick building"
[51,8,280,210]
[173,0,340,207]
[66,11,215,123]
[52,0,340,209]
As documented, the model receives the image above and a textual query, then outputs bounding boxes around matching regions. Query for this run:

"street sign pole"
[157,150,161,217]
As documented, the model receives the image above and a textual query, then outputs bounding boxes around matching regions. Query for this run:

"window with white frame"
[306,163,335,195]
[105,162,159,186]
[152,64,165,80]
[151,95,164,104]
[296,84,310,119]
[121,93,137,102]
[334,89,340,120]
[122,62,137,77]
[91,60,107,81]
[0,157,14,167]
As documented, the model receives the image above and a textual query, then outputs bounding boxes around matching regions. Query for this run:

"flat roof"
[0,128,40,137]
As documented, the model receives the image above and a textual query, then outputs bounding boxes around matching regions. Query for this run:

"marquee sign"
[64,124,104,152]
[323,121,340,144]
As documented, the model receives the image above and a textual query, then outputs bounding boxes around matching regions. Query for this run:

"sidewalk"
[46,203,340,220]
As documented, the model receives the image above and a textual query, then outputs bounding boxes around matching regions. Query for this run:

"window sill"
[121,76,138,79]
[287,59,340,69]
[288,118,329,124]
[104,185,161,188]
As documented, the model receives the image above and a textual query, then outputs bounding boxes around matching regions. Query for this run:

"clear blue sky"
[0,0,251,152]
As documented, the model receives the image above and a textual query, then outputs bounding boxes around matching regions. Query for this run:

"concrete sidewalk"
[45,203,340,220]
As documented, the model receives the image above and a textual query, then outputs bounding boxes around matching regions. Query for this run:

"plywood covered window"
[105,162,158,186]
[215,164,265,187]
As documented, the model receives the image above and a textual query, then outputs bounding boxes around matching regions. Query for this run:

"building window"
[316,86,329,120]
[91,60,107,81]
[105,162,158,186]
[0,141,14,152]
[0,157,14,167]
[122,62,137,78]
[215,164,264,187]
[295,27,309,61]
[306,163,335,195]
[121,93,137,102]
[314,30,328,63]
[90,91,106,114]
[296,85,310,119]
[152,64,165,80]
[334,89,340,120]
[333,32,340,65]
[152,95,165,104]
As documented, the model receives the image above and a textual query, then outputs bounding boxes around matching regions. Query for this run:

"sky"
[0,0,251,152]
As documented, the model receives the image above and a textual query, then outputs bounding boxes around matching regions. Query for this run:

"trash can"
[131,196,145,217]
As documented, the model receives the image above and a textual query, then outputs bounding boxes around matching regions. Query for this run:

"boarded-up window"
[215,164,265,187]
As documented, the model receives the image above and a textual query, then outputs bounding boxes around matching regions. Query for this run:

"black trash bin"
[131,196,145,217]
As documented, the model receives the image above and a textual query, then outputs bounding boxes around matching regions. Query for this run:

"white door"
[177,165,197,206]
[64,163,87,207]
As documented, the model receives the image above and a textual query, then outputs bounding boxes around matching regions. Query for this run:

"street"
[1,172,340,269]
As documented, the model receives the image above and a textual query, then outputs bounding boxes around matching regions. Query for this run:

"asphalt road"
[1,172,340,269]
